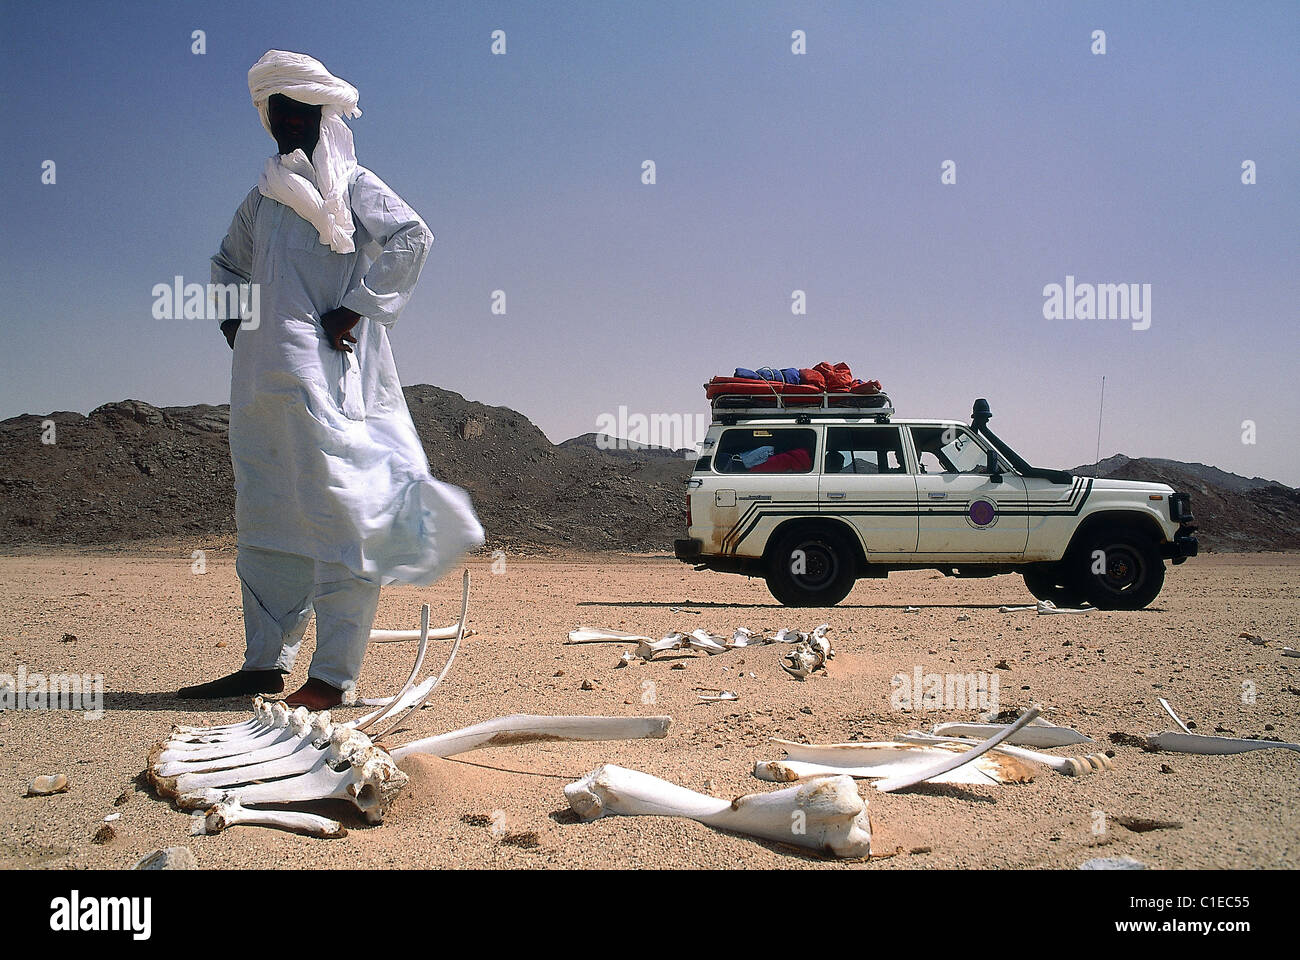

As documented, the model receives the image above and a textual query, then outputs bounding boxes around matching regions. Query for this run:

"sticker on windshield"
[966,497,999,528]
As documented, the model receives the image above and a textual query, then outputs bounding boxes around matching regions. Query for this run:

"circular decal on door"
[967,498,999,528]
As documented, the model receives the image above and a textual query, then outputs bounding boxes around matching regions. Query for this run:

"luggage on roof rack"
[704,383,893,422]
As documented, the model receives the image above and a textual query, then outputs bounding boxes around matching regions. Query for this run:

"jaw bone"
[565,764,871,859]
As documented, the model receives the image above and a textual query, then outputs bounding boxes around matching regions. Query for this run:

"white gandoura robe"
[211,170,484,586]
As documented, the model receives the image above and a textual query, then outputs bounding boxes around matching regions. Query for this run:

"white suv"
[675,397,1197,609]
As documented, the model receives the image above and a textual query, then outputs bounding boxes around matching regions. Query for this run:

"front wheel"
[1022,566,1088,608]
[1073,529,1165,610]
[765,527,858,607]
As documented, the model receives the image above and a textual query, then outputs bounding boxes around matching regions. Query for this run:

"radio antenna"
[1094,375,1106,464]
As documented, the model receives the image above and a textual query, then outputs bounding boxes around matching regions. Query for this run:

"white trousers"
[236,543,381,690]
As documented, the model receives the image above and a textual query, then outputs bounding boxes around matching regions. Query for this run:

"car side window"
[824,427,907,474]
[714,428,817,474]
[909,426,993,474]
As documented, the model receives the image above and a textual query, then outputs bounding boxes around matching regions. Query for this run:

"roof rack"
[709,389,894,424]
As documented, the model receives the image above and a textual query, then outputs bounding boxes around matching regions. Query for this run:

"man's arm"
[211,188,259,348]
[339,170,434,329]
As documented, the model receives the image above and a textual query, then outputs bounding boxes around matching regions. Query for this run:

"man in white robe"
[180,51,484,710]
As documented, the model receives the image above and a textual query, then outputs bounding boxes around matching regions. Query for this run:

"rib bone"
[565,764,871,858]
[756,739,1037,785]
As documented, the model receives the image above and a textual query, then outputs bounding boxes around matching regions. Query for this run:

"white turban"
[249,50,362,254]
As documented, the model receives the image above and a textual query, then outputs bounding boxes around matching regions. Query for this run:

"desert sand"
[1,542,1296,870]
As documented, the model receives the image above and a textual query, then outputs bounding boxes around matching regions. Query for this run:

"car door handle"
[927,492,947,500]
[824,492,846,500]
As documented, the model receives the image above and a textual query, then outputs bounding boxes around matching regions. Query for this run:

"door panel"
[820,426,919,554]
[909,425,1027,554]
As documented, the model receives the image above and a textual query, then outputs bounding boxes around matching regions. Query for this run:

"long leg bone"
[368,622,471,643]
[565,764,871,858]
[873,707,1041,792]
[197,796,346,839]
[391,714,671,761]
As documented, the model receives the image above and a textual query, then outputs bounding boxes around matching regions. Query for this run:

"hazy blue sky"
[3,1,1297,483]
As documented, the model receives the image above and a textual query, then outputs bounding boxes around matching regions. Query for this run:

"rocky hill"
[1070,455,1300,552]
[0,386,691,552]
[1,393,1294,552]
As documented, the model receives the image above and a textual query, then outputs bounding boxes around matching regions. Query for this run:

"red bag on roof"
[798,368,825,389]
[813,361,854,391]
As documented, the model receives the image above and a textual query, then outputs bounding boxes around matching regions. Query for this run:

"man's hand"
[320,307,362,352]
[221,319,240,350]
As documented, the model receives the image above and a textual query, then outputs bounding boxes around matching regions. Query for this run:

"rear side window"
[714,428,817,474]
[824,426,907,474]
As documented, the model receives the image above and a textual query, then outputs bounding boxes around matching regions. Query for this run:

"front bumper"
[1162,531,1198,564]
[674,538,702,563]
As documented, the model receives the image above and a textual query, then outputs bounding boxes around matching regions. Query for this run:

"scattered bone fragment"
[567,626,656,645]
[695,689,738,703]
[998,604,1036,613]
[1034,600,1093,615]
[1148,700,1300,754]
[200,796,346,838]
[899,732,1112,776]
[1080,856,1145,870]
[565,764,870,858]
[930,719,1092,748]
[755,742,1037,786]
[25,774,69,797]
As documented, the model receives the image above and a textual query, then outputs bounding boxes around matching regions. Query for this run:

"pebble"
[134,847,198,870]
[25,774,69,796]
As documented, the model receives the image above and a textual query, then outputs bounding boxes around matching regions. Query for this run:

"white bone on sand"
[152,709,333,778]
[898,732,1114,776]
[567,626,657,645]
[564,764,871,859]
[197,796,346,839]
[930,719,1092,748]
[756,736,1042,784]
[1148,699,1300,755]
[367,622,472,643]
[872,707,1042,792]
[635,633,689,660]
[1034,600,1093,615]
[390,714,670,761]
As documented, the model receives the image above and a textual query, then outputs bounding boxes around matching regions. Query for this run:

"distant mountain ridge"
[1069,455,1299,552]
[0,391,1295,552]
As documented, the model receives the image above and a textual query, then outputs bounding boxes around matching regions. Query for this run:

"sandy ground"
[0,543,1296,870]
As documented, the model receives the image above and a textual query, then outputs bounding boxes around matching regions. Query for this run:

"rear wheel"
[1022,566,1088,608]
[765,526,857,607]
[1073,528,1165,610]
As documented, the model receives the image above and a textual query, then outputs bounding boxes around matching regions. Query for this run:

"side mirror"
[987,449,1003,483]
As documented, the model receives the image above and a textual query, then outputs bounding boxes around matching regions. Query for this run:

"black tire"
[765,526,858,607]
[1073,528,1165,610]
[1022,566,1088,608]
